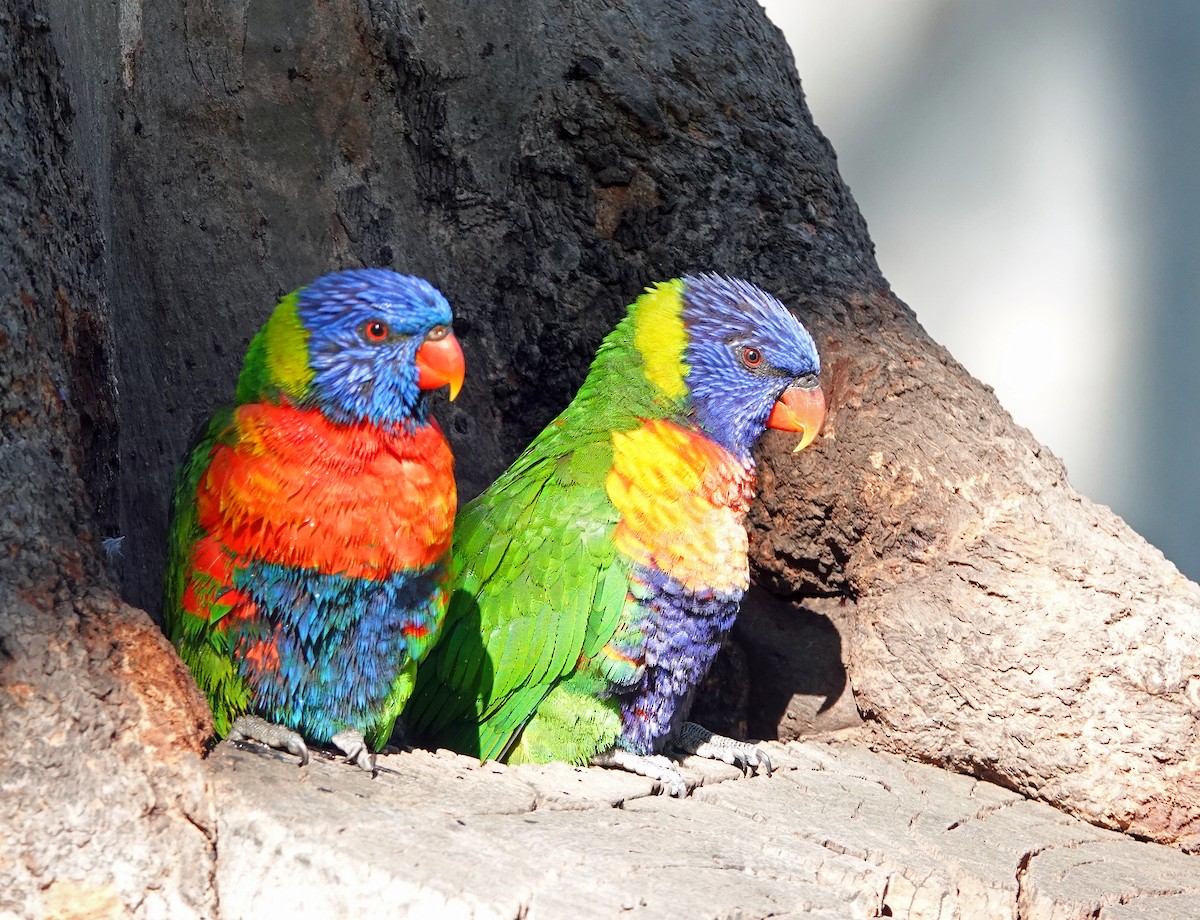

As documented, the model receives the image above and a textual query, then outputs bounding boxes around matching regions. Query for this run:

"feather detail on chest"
[606,418,755,596]
[164,268,465,762]
[197,402,455,579]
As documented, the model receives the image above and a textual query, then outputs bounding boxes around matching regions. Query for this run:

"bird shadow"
[401,588,495,759]
[692,582,861,742]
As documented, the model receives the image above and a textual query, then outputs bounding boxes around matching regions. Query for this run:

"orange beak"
[766,382,826,453]
[415,331,465,401]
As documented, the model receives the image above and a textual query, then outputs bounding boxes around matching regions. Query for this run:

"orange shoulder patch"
[196,404,456,579]
[605,419,754,595]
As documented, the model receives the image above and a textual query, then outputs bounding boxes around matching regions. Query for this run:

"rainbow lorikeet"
[406,275,825,793]
[163,269,465,770]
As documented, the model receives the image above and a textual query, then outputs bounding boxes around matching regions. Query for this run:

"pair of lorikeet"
[163,270,825,791]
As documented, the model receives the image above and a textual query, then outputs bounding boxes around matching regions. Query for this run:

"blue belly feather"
[231,562,441,743]
[615,563,740,755]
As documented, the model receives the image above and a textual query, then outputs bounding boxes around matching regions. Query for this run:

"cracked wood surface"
[212,738,1200,920]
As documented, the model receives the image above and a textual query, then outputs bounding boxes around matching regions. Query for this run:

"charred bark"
[0,2,215,916]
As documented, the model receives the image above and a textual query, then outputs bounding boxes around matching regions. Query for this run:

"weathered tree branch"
[753,288,1200,847]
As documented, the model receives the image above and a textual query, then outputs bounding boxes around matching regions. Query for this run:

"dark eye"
[741,346,763,368]
[426,324,449,341]
[364,320,388,343]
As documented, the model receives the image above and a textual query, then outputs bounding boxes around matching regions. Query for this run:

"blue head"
[291,269,464,428]
[681,274,824,459]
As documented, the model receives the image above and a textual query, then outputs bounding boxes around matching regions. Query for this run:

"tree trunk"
[0,3,216,916]
[19,0,1200,865]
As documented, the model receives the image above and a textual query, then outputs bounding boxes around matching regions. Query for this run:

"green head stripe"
[236,290,313,403]
[630,279,688,400]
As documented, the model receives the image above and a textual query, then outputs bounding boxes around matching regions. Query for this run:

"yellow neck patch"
[631,279,688,400]
[264,292,313,399]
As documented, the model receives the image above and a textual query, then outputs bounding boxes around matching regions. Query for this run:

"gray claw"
[229,714,310,766]
[592,748,688,797]
[673,722,773,776]
[331,729,376,773]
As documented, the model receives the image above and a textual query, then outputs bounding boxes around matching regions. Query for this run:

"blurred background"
[761,1,1200,581]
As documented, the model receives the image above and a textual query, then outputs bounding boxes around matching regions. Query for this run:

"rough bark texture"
[211,739,1200,920]
[102,0,881,615]
[14,0,1200,903]
[0,3,215,917]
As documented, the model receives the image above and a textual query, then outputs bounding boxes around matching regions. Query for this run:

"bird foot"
[591,748,688,797]
[669,722,773,776]
[229,715,309,767]
[330,729,376,773]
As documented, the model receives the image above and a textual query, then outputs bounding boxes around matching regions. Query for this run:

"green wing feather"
[408,418,627,761]
[407,312,674,762]
[161,406,250,736]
